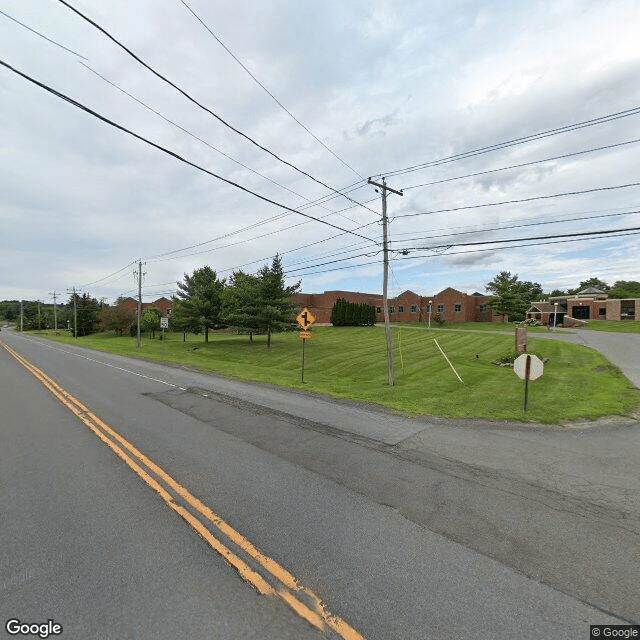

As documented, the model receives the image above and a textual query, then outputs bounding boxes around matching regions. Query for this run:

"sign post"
[513,353,544,411]
[296,308,316,382]
[160,316,169,342]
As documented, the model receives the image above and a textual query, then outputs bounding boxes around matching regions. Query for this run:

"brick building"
[119,296,174,315]
[527,287,640,325]
[291,287,503,325]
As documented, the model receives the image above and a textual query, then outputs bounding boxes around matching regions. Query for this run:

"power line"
[401,137,640,191]
[395,231,640,261]
[291,229,640,277]
[394,182,640,220]
[78,260,137,288]
[213,219,382,275]
[374,105,640,179]
[80,61,366,230]
[286,225,640,274]
[389,204,640,239]
[178,0,364,180]
[0,59,377,245]
[80,63,307,201]
[390,209,640,245]
[0,9,88,60]
[404,225,640,253]
[57,0,375,215]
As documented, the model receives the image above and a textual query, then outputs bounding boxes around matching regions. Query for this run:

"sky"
[1,0,640,306]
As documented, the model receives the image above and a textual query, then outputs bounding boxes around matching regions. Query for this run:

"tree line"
[3,271,639,333]
[1,255,299,346]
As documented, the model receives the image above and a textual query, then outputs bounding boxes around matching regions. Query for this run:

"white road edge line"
[16,334,188,391]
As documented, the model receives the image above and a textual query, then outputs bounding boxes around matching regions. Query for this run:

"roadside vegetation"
[26,324,639,425]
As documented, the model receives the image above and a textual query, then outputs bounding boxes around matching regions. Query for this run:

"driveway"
[535,329,640,389]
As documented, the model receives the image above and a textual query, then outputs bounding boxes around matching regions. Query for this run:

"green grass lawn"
[573,320,640,333]
[394,321,569,333]
[26,325,639,425]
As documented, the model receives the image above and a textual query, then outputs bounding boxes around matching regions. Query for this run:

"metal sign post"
[160,316,169,342]
[513,353,544,411]
[296,308,316,383]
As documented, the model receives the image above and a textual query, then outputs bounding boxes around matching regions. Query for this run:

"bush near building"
[330,298,376,326]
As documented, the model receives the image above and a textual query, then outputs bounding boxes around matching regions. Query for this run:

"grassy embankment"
[27,324,639,424]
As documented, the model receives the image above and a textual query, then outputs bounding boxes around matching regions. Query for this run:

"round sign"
[513,354,544,380]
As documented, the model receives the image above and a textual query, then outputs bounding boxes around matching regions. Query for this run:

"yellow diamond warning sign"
[296,307,316,329]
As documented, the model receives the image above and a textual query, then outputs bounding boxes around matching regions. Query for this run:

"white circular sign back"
[513,354,544,381]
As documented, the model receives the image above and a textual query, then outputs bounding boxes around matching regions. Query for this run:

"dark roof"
[528,303,566,313]
[578,287,606,294]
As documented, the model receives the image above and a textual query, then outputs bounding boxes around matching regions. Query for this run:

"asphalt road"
[1,329,637,639]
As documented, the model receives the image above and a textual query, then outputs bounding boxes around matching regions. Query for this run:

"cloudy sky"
[2,0,640,306]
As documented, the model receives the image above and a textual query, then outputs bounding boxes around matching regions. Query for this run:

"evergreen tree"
[222,271,262,341]
[173,266,226,343]
[256,254,300,347]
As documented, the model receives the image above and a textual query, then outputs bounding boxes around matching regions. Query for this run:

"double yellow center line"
[2,341,364,640]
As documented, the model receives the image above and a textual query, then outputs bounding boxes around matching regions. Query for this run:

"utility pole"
[134,260,146,348]
[49,291,58,331]
[368,177,403,386]
[20,300,23,332]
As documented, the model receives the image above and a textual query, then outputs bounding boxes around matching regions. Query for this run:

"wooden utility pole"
[368,177,403,386]
[49,291,58,331]
[134,261,145,348]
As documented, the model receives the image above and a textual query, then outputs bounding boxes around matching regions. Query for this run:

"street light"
[553,302,558,328]
[428,300,433,328]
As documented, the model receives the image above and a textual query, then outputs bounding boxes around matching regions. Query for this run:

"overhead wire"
[78,260,137,288]
[393,182,640,220]
[291,228,640,277]
[57,0,377,216]
[390,209,640,245]
[389,204,640,239]
[0,9,88,60]
[0,59,377,246]
[178,0,364,181]
[80,61,367,231]
[375,105,640,179]
[401,137,640,191]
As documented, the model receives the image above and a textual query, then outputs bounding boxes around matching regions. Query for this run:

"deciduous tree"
[486,272,542,322]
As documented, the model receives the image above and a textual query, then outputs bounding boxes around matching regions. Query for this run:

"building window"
[437,304,445,314]
[389,307,394,313]
[478,304,485,313]
[376,307,381,313]
[598,308,606,316]
[454,304,461,313]
[411,305,418,313]
[398,305,404,313]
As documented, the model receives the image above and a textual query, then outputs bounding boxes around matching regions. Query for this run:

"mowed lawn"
[29,325,639,424]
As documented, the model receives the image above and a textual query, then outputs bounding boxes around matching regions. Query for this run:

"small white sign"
[513,354,544,380]
[160,317,169,329]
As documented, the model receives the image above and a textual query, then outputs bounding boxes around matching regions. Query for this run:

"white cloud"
[1,0,640,305]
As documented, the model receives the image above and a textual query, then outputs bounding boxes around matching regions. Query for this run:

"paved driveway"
[535,330,640,389]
